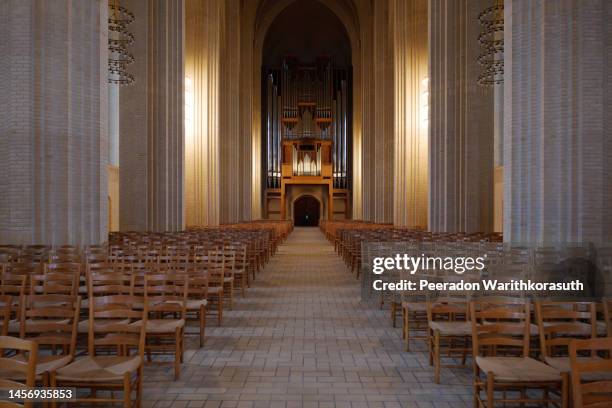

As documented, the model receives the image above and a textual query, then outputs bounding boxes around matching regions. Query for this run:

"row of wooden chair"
[0,221,292,407]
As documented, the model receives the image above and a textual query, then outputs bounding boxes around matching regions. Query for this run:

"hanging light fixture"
[477,0,504,86]
[108,0,135,85]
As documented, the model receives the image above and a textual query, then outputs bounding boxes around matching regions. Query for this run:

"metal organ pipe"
[267,75,273,188]
[276,94,281,186]
[341,79,347,189]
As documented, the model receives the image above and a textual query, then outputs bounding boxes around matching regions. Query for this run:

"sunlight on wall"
[420,77,429,129]
[185,76,194,140]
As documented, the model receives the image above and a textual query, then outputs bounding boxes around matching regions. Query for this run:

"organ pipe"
[263,58,351,189]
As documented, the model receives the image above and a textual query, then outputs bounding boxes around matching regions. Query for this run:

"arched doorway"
[293,195,320,226]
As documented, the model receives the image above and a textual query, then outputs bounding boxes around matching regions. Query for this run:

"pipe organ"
[263,57,351,221]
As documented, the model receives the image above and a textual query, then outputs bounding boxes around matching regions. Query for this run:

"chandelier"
[477,0,504,86]
[108,0,135,85]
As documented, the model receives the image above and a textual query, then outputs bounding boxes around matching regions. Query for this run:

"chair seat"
[78,319,131,334]
[1,354,72,379]
[223,277,233,283]
[55,356,141,382]
[401,302,427,312]
[208,286,222,295]
[542,321,593,336]
[484,321,539,336]
[131,319,185,333]
[8,319,71,334]
[476,356,562,382]
[186,299,207,310]
[544,356,612,381]
[429,321,471,336]
[596,320,608,336]
[7,319,19,334]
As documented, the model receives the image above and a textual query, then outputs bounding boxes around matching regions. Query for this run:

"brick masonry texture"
[0,0,108,246]
[503,0,612,245]
[141,228,472,408]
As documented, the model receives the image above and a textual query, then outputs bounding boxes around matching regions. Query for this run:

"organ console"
[263,57,351,222]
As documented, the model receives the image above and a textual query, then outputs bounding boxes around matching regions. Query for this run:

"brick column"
[120,0,184,232]
[0,0,108,245]
[392,0,429,228]
[504,0,612,244]
[184,0,223,227]
[428,0,494,233]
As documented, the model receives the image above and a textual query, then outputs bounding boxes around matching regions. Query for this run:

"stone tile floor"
[144,228,472,408]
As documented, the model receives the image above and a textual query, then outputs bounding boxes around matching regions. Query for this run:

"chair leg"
[199,304,206,347]
[561,372,569,408]
[428,330,433,366]
[218,297,223,326]
[136,365,143,408]
[391,302,396,327]
[404,310,410,352]
[123,372,132,408]
[230,282,234,309]
[174,329,181,380]
[486,373,494,408]
[50,372,57,408]
[401,307,406,340]
[434,331,441,383]
[473,378,479,408]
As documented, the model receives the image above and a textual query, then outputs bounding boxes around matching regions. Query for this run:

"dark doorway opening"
[293,196,320,226]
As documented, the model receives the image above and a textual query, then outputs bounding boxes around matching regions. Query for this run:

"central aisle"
[145,227,471,407]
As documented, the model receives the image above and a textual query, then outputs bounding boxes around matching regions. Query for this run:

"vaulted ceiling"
[262,0,352,66]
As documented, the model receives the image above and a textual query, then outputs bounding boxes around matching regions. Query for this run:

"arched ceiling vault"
[250,0,364,66]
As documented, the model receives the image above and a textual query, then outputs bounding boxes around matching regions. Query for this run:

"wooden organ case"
[263,57,352,222]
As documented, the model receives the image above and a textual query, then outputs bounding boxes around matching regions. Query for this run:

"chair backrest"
[427,297,469,323]
[29,272,79,295]
[20,294,80,359]
[207,250,225,287]
[5,263,41,293]
[470,297,531,358]
[225,244,246,269]
[87,294,146,358]
[604,299,612,337]
[536,301,596,359]
[0,295,11,336]
[44,262,81,276]
[144,274,187,317]
[181,264,208,301]
[86,262,116,275]
[88,272,134,296]
[569,337,612,408]
[0,274,26,318]
[0,336,38,393]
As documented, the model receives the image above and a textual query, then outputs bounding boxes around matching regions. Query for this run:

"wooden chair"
[9,295,80,387]
[29,272,78,296]
[1,274,27,335]
[0,336,38,408]
[0,295,11,336]
[140,274,187,380]
[470,298,568,408]
[226,244,247,296]
[536,301,597,375]
[569,337,612,408]
[603,299,612,337]
[221,249,235,309]
[78,273,135,335]
[207,250,224,326]
[52,294,147,407]
[176,264,208,347]
[427,297,471,383]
